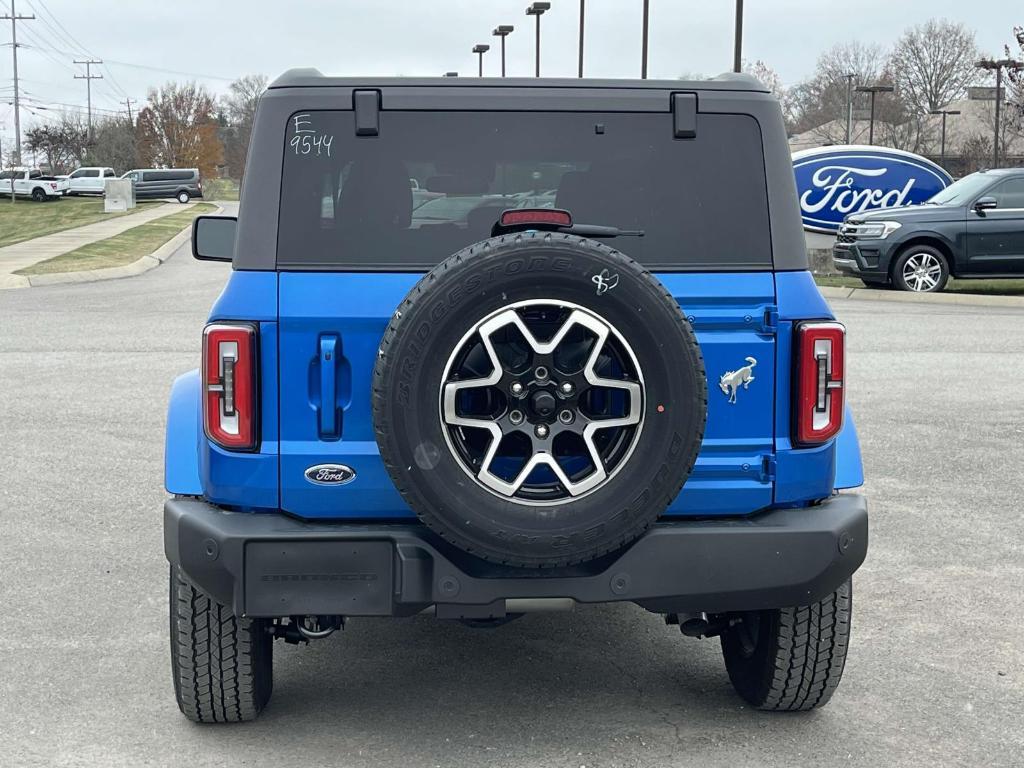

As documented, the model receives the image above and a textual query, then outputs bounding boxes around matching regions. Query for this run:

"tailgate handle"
[319,336,339,437]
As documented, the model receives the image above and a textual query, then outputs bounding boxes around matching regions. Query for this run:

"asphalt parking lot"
[2,243,1022,768]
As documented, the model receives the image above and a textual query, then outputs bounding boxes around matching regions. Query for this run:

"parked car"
[168,70,868,722]
[64,166,116,195]
[0,168,70,201]
[833,168,1024,292]
[121,168,203,203]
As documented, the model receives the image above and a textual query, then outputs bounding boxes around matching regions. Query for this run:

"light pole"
[526,2,550,78]
[641,0,650,78]
[855,84,894,146]
[975,57,1024,167]
[843,73,856,144]
[492,25,513,77]
[473,44,490,77]
[929,109,960,168]
[732,0,744,73]
[577,0,585,78]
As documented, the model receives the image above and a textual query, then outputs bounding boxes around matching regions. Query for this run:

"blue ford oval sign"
[793,146,953,233]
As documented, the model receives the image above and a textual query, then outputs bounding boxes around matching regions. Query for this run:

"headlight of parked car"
[840,221,902,239]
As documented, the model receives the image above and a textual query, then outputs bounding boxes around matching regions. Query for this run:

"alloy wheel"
[440,300,644,505]
[901,252,943,292]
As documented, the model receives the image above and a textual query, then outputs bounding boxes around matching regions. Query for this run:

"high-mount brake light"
[203,322,258,450]
[793,321,845,447]
[499,208,572,228]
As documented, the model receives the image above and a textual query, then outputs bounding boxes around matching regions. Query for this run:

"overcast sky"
[0,0,1018,145]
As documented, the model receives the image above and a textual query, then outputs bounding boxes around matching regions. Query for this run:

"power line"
[72,57,102,140]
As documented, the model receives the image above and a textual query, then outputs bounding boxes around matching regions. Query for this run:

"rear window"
[277,110,771,271]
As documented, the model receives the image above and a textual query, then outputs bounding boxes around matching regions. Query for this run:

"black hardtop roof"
[268,68,768,93]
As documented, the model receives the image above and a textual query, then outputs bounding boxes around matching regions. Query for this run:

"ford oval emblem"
[304,464,356,486]
[792,145,953,234]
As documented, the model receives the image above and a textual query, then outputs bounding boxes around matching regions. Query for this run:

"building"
[789,87,1024,176]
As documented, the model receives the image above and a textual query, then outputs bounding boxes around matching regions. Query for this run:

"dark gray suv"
[833,168,1024,292]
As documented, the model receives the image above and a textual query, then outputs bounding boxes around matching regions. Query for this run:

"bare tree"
[136,81,223,178]
[786,41,887,138]
[960,133,992,173]
[1003,25,1024,134]
[85,116,137,173]
[23,113,87,172]
[221,74,268,181]
[888,19,979,114]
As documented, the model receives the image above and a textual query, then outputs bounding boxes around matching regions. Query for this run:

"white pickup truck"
[0,168,71,201]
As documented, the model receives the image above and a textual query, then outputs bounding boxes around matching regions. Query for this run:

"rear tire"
[31,188,46,202]
[169,565,273,723]
[720,580,852,711]
[176,190,191,204]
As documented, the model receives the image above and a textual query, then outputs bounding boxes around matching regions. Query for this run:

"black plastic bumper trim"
[164,495,868,617]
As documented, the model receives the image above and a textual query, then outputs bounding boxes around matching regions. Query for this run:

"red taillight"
[793,321,845,446]
[203,323,258,450]
[499,208,572,228]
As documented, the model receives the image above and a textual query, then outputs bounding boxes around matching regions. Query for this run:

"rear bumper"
[164,494,868,618]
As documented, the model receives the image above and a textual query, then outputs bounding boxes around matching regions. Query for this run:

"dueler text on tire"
[372,232,707,567]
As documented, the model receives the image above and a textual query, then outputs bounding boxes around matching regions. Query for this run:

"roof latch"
[671,92,697,139]
[353,89,381,136]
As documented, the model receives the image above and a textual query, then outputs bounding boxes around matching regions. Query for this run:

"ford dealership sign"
[792,146,953,233]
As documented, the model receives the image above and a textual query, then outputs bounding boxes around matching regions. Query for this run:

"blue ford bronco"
[165,70,867,722]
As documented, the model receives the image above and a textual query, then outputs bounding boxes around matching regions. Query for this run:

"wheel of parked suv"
[176,190,191,204]
[721,579,852,711]
[891,245,949,293]
[169,565,273,722]
[372,233,707,567]
[31,188,47,202]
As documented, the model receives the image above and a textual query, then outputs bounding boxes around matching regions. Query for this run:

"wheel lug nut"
[510,381,525,396]
[558,409,574,425]
[535,424,549,439]
[509,409,524,425]
[560,381,573,395]
[534,366,549,381]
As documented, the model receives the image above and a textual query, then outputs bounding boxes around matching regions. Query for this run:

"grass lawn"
[202,178,240,201]
[815,274,1024,297]
[0,196,159,249]
[17,203,217,276]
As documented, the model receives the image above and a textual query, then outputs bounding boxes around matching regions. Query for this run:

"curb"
[818,284,1024,308]
[6,204,222,289]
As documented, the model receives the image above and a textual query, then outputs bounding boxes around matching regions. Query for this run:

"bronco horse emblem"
[719,357,757,404]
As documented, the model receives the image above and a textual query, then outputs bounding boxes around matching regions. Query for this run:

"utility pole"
[843,73,856,144]
[641,0,650,79]
[123,97,136,127]
[1,0,34,166]
[578,0,585,78]
[732,0,744,73]
[975,57,1024,168]
[73,58,103,143]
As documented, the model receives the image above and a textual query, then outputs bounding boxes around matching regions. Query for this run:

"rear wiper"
[561,224,645,238]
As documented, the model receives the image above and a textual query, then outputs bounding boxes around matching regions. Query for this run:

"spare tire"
[373,233,707,567]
